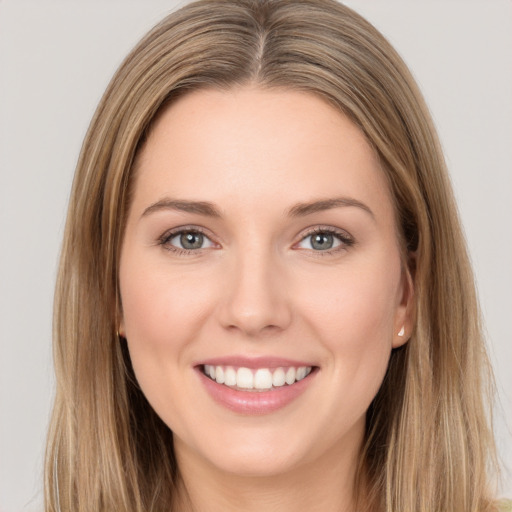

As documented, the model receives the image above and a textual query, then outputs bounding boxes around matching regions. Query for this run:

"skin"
[119,87,413,512]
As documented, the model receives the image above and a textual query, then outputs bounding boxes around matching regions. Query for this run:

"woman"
[45,0,504,511]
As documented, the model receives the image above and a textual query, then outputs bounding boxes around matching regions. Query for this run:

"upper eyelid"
[296,225,353,241]
[159,225,215,242]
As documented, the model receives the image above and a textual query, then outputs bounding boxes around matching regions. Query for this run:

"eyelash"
[157,226,355,256]
[158,226,213,256]
[296,226,355,256]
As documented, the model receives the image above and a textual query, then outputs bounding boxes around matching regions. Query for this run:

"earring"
[398,326,405,337]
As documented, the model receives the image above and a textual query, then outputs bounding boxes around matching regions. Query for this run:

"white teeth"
[254,369,273,390]
[215,365,225,384]
[236,367,254,389]
[204,365,216,380]
[285,367,296,385]
[203,364,313,390]
[272,368,286,387]
[224,366,237,386]
[296,367,306,381]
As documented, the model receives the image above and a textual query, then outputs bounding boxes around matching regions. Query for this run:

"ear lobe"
[116,293,125,338]
[118,317,126,338]
[392,253,416,348]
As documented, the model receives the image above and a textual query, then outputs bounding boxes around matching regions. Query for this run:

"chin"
[175,422,315,478]
[206,446,307,478]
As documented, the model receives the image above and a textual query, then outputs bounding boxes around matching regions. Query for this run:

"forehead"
[131,87,394,225]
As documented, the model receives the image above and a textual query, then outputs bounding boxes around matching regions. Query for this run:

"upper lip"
[194,355,316,369]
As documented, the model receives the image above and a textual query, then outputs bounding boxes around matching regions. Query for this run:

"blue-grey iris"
[181,232,204,249]
[311,233,334,250]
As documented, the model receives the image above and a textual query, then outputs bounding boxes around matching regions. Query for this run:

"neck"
[173,432,364,512]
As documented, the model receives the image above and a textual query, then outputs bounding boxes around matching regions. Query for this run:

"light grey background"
[0,1,510,510]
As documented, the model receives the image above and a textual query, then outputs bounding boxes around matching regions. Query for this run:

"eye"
[160,228,216,253]
[296,228,354,253]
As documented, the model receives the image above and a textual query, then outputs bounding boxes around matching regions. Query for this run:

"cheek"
[302,264,399,344]
[119,262,218,427]
[118,257,215,388]
[120,258,215,343]
[298,259,401,393]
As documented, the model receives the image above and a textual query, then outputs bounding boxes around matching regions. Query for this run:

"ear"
[118,317,126,338]
[392,252,416,348]
[116,294,126,338]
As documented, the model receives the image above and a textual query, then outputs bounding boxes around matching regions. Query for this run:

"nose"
[217,248,292,338]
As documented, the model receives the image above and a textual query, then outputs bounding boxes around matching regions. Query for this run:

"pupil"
[312,233,333,250]
[181,232,203,249]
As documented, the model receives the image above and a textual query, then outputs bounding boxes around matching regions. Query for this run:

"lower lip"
[197,368,317,415]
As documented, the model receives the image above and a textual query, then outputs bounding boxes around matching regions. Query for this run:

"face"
[119,87,412,479]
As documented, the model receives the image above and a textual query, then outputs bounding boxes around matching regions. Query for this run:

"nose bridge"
[219,242,291,336]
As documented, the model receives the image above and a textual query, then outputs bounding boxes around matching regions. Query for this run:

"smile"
[197,358,318,414]
[202,364,313,391]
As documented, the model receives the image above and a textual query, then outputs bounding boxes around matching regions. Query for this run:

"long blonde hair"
[45,1,500,510]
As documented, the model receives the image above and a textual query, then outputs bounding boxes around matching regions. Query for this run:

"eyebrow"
[287,197,374,219]
[142,199,222,218]
[141,196,374,219]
